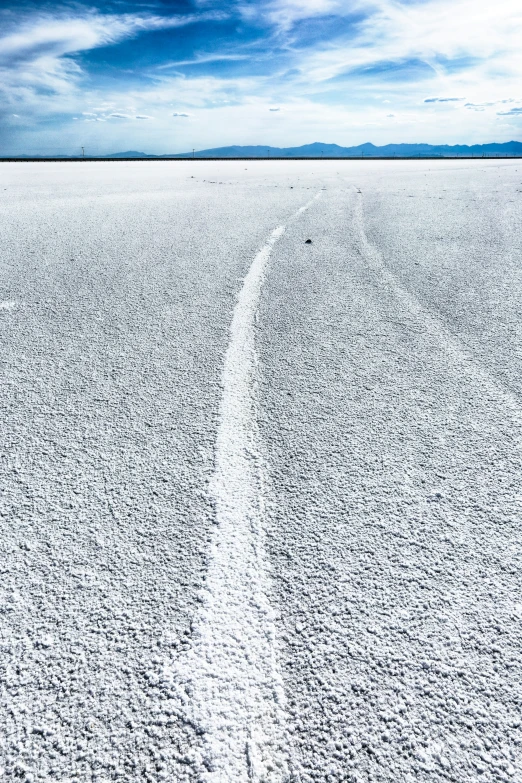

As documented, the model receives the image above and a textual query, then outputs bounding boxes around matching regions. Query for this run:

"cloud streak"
[0,11,224,65]
[497,107,522,116]
[0,7,227,117]
[424,97,462,103]
[158,53,249,70]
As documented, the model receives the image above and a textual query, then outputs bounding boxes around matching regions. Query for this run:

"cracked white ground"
[1,160,522,783]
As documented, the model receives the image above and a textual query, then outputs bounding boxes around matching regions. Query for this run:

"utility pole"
[82,146,85,158]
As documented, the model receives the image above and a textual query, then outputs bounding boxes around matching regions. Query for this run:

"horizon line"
[2,154,522,162]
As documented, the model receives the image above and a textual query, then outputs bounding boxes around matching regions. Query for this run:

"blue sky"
[1,0,521,154]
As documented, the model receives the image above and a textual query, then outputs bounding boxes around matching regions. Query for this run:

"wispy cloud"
[261,0,346,31]
[465,99,520,113]
[424,97,462,103]
[172,112,191,117]
[286,0,522,88]
[497,107,522,116]
[80,110,155,121]
[465,102,494,109]
[158,53,249,70]
[0,11,222,66]
[0,8,227,117]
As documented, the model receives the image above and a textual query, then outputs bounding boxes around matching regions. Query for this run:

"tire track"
[353,188,522,420]
[172,193,321,782]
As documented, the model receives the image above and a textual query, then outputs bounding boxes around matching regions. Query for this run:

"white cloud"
[257,0,345,30]
[269,107,280,111]
[109,113,132,119]
[0,9,227,117]
[136,114,153,120]
[0,14,207,66]
[291,0,522,89]
[172,112,191,117]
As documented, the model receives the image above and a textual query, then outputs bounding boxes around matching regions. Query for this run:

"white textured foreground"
[1,161,522,783]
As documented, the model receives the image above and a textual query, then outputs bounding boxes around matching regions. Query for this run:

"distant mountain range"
[5,141,522,159]
[106,141,522,158]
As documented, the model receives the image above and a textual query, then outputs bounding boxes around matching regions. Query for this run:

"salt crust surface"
[1,161,522,782]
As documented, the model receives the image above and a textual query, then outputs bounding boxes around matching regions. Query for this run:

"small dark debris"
[305,239,312,244]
